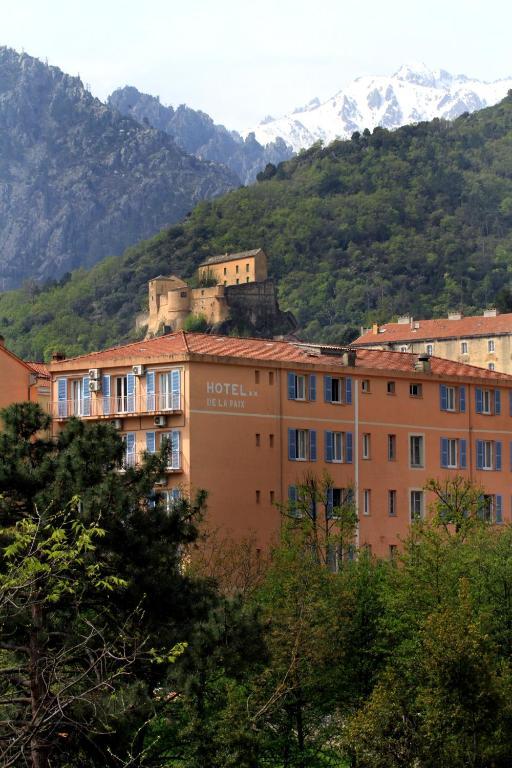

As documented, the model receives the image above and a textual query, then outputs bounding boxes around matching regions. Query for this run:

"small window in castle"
[461,341,468,354]
[488,339,495,353]
[246,277,250,282]
[488,363,495,371]
[269,371,274,385]
[246,263,250,272]
[201,289,204,296]
[270,490,275,504]
[256,490,261,504]
[236,265,239,273]
[255,370,260,384]
[223,267,227,275]
[269,433,274,447]
[236,279,239,284]
[255,433,261,446]
[180,291,187,298]
[224,281,227,286]
[387,381,396,395]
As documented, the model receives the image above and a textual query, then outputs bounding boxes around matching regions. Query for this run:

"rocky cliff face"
[0,48,238,288]
[108,86,293,184]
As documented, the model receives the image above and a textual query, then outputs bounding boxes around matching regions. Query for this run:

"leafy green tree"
[0,402,211,766]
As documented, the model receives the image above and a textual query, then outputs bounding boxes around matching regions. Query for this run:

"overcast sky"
[1,0,511,130]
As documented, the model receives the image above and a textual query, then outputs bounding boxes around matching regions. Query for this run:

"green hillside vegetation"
[4,93,512,360]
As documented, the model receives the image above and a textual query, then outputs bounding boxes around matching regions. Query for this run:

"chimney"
[342,349,357,367]
[51,351,66,362]
[397,315,411,325]
[483,308,498,317]
[448,312,462,320]
[414,353,431,373]
[372,323,379,335]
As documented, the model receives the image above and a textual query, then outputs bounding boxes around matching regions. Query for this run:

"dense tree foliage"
[4,94,512,358]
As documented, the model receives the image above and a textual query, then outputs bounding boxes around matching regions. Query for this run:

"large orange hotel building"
[47,331,512,558]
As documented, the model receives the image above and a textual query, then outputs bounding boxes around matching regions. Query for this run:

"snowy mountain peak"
[246,65,512,153]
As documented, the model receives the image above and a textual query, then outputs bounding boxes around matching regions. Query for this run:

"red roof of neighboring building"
[27,362,50,379]
[47,331,512,382]
[354,313,512,346]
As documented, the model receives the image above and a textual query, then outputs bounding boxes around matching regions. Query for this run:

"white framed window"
[425,343,434,355]
[361,379,370,393]
[446,386,456,411]
[488,339,495,353]
[363,489,371,516]
[362,433,371,459]
[410,490,424,521]
[115,375,128,413]
[387,381,396,395]
[295,375,306,400]
[399,345,408,352]
[410,435,424,468]
[483,441,493,470]
[461,341,468,354]
[296,429,308,460]
[446,438,458,468]
[482,389,492,414]
[410,383,422,397]
[488,363,495,371]
[333,431,344,462]
[160,430,181,470]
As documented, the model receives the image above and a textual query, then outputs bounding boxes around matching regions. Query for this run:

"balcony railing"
[49,393,182,419]
[121,452,182,472]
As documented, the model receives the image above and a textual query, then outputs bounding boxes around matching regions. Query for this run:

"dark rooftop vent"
[51,351,66,361]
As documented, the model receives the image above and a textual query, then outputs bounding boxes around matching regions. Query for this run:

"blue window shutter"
[345,378,352,405]
[125,433,136,466]
[57,378,67,417]
[327,487,334,519]
[324,376,332,403]
[127,373,136,412]
[82,377,90,416]
[495,389,501,415]
[496,495,503,523]
[309,430,317,461]
[308,374,316,401]
[146,371,155,410]
[496,441,502,471]
[146,431,156,453]
[460,439,467,469]
[440,385,448,411]
[440,437,449,468]
[171,488,181,501]
[102,375,111,415]
[287,373,295,400]
[476,388,483,414]
[476,440,484,469]
[288,428,296,460]
[171,369,181,409]
[346,432,353,463]
[459,386,466,413]
[325,431,333,462]
[171,430,180,469]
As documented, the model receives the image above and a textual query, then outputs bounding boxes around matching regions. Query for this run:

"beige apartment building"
[354,310,512,374]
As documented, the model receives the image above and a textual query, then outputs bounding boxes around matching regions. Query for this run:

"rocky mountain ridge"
[247,63,512,152]
[0,47,237,288]
[108,86,293,184]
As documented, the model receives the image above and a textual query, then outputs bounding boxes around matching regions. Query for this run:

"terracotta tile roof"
[354,313,512,345]
[27,362,50,379]
[199,248,264,267]
[47,332,512,382]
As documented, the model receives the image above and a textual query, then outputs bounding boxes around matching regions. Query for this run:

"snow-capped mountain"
[246,63,512,152]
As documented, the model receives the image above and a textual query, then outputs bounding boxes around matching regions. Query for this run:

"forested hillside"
[3,93,512,360]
